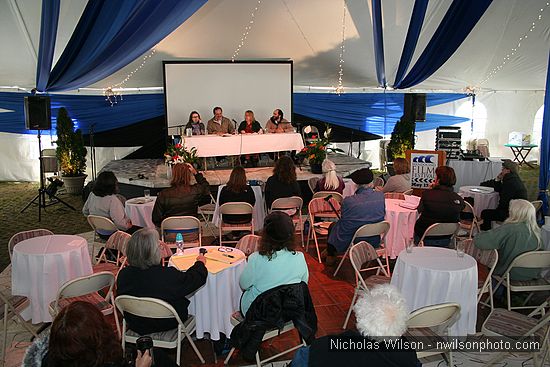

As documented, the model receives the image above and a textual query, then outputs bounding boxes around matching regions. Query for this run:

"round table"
[212,185,265,230]
[458,186,499,218]
[391,247,478,336]
[125,196,157,228]
[171,246,246,340]
[384,199,418,259]
[11,235,93,323]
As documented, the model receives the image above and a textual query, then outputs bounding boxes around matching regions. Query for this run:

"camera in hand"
[136,336,154,365]
[199,248,207,255]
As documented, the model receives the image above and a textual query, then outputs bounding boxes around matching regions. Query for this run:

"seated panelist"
[238,110,262,134]
[184,111,205,135]
[207,106,235,135]
[265,109,293,133]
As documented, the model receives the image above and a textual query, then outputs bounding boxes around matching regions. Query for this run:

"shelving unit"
[435,126,461,160]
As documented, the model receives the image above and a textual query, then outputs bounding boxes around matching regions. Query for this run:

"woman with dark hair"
[82,171,135,237]
[184,111,205,135]
[264,156,301,209]
[22,301,153,367]
[414,166,465,247]
[239,212,308,315]
[219,166,256,224]
[152,163,210,226]
[381,157,411,193]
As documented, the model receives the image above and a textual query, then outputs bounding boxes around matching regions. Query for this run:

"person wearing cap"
[326,168,385,265]
[479,160,528,230]
[239,212,308,315]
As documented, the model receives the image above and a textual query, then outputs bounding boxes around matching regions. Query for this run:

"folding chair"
[161,216,202,250]
[308,177,319,194]
[492,250,550,314]
[7,229,53,260]
[270,196,304,247]
[372,176,384,188]
[93,231,131,275]
[236,234,261,256]
[115,295,205,365]
[198,193,218,237]
[404,303,461,366]
[402,189,414,196]
[418,222,459,248]
[463,239,498,310]
[302,125,320,145]
[342,241,391,329]
[459,201,480,238]
[333,221,390,277]
[531,200,543,212]
[218,202,254,247]
[49,271,119,336]
[311,191,344,205]
[384,192,405,200]
[87,215,118,263]
[306,197,341,263]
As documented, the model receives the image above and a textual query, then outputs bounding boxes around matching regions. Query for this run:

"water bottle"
[175,233,184,255]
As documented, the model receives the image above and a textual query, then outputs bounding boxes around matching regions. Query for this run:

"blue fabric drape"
[395,0,493,89]
[393,0,429,87]
[293,93,468,136]
[371,0,386,87]
[36,0,60,91]
[538,51,550,216]
[38,0,207,92]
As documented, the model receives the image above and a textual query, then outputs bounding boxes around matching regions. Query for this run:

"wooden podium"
[405,150,446,196]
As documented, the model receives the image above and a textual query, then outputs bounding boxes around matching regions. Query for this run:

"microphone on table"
[232,119,238,132]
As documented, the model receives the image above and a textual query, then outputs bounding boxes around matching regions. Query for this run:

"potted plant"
[298,126,343,173]
[55,107,87,195]
[164,142,199,178]
[387,118,415,161]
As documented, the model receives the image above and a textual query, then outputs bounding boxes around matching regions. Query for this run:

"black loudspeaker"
[403,93,426,122]
[24,96,51,130]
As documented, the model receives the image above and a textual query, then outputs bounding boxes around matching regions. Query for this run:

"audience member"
[381,158,411,193]
[219,166,256,231]
[414,166,465,247]
[238,110,262,166]
[184,110,205,135]
[22,301,153,367]
[239,212,308,315]
[326,168,385,265]
[207,106,235,135]
[291,284,417,367]
[117,228,207,335]
[314,159,345,194]
[265,156,301,208]
[152,163,210,227]
[265,109,293,133]
[480,160,528,230]
[82,171,137,238]
[475,199,541,281]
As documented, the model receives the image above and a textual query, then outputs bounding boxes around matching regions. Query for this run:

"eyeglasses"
[218,247,234,253]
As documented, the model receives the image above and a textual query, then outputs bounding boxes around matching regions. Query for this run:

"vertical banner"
[406,150,446,190]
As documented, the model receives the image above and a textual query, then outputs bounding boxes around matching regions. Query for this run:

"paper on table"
[205,250,245,264]
[171,254,236,274]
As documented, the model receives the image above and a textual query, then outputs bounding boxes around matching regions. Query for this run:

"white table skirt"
[458,186,499,218]
[12,235,93,323]
[449,160,502,191]
[391,247,478,336]
[171,246,245,340]
[183,133,304,157]
[384,199,418,259]
[125,197,157,228]
[212,185,266,230]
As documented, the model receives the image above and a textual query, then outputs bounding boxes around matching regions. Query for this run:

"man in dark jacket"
[480,160,527,230]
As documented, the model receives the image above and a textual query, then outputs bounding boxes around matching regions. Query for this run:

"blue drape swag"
[36,0,207,92]
[395,0,493,89]
[538,51,550,216]
[35,0,60,92]
[371,0,386,87]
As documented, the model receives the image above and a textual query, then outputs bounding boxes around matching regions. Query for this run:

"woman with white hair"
[290,284,418,367]
[314,159,345,194]
[475,199,541,281]
[116,228,208,335]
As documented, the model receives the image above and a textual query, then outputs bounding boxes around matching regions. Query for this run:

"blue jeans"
[290,346,309,367]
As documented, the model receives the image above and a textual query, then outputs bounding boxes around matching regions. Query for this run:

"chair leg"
[224,347,236,365]
[255,351,261,367]
[343,286,359,329]
[176,329,182,366]
[185,331,205,364]
[2,304,7,367]
[312,229,322,263]
[333,247,350,277]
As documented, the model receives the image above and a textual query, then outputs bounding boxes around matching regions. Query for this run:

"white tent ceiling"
[1,0,549,93]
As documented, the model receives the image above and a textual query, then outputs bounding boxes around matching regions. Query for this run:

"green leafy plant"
[297,126,344,164]
[387,118,415,160]
[55,108,87,177]
[164,142,199,165]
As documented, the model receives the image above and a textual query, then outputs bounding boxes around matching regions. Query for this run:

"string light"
[478,2,549,87]
[334,2,347,94]
[231,0,262,62]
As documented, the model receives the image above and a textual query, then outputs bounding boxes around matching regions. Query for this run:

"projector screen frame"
[162,59,293,140]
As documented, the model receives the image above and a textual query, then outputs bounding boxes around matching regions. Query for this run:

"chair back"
[8,229,53,260]
[160,216,201,246]
[402,189,414,196]
[373,177,384,187]
[87,215,118,233]
[308,197,341,216]
[57,271,115,299]
[531,200,543,212]
[219,202,254,216]
[308,177,319,194]
[302,125,320,144]
[42,149,59,174]
[508,250,550,269]
[312,191,343,203]
[271,196,303,214]
[462,201,475,215]
[352,221,390,241]
[407,303,461,334]
[105,231,131,255]
[115,295,182,323]
[463,239,498,269]
[423,222,459,238]
[349,241,383,290]
[236,234,261,256]
[384,192,405,200]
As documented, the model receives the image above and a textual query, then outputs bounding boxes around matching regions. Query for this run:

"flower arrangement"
[298,127,343,165]
[164,142,199,165]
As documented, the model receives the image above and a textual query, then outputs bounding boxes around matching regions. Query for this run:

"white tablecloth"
[212,185,266,230]
[458,186,499,217]
[12,235,93,323]
[391,247,478,336]
[125,197,157,228]
[171,246,245,340]
[183,133,304,157]
[384,199,418,259]
[449,160,502,191]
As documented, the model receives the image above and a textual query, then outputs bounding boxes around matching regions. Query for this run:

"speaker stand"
[20,130,76,221]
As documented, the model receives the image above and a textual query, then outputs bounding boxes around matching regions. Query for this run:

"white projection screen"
[163,61,293,135]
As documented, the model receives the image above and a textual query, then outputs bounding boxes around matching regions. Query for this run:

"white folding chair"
[93,231,131,275]
[312,191,344,206]
[236,234,261,256]
[218,202,254,246]
[306,197,341,263]
[342,241,391,329]
[161,216,202,250]
[531,200,543,212]
[384,192,405,200]
[198,193,218,237]
[405,303,461,366]
[115,295,205,365]
[373,176,384,188]
[302,125,320,145]
[402,189,413,196]
[7,229,53,260]
[308,177,320,194]
[333,221,390,277]
[418,222,459,247]
[87,215,118,263]
[270,196,304,247]
[463,239,498,310]
[459,201,480,238]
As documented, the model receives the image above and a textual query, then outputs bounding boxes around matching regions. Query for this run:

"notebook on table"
[399,195,420,210]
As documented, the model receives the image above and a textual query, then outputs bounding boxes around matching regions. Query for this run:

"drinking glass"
[406,238,414,253]
[144,189,150,200]
[456,239,466,258]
